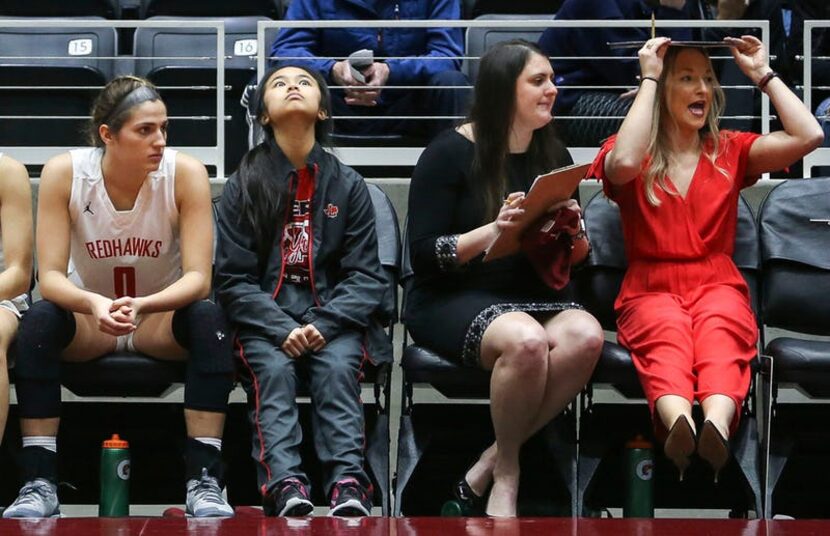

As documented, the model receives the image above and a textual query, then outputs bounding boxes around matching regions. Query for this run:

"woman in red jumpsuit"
[588,35,824,480]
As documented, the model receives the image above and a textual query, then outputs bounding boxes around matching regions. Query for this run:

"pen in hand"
[503,191,525,206]
[497,192,526,231]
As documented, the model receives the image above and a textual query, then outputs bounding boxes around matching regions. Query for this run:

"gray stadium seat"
[463,14,555,82]
[0,18,117,148]
[133,16,270,174]
[758,177,830,518]
[576,191,763,517]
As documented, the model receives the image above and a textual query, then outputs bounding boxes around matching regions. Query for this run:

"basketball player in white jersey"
[4,76,234,518]
[0,154,34,448]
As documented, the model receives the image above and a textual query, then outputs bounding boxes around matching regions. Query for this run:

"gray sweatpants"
[236,330,369,499]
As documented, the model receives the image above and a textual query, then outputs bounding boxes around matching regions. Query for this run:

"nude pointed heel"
[663,415,696,482]
[698,420,730,484]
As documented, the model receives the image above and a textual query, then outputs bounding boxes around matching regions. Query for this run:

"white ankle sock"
[22,436,57,453]
[194,437,222,451]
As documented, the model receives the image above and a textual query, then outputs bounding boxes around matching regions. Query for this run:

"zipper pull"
[394,3,400,19]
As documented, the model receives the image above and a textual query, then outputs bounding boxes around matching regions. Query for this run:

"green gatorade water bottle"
[623,435,654,518]
[440,500,466,516]
[99,434,130,517]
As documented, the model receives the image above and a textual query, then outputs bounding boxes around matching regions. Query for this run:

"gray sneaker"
[185,468,234,518]
[2,479,60,518]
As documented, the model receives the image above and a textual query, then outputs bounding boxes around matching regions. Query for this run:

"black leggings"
[15,299,234,418]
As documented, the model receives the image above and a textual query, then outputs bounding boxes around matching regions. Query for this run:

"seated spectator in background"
[216,64,391,517]
[538,0,705,145]
[270,0,469,141]
[406,40,603,517]
[589,36,822,482]
[706,0,830,92]
[471,0,564,18]
[3,76,235,519]
[0,154,33,448]
[705,0,830,148]
[817,96,830,149]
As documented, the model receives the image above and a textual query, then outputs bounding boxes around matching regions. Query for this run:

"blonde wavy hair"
[643,46,727,206]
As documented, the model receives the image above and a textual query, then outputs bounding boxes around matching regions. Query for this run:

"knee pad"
[172,300,234,374]
[174,300,234,412]
[184,375,232,413]
[14,300,75,381]
[15,300,74,418]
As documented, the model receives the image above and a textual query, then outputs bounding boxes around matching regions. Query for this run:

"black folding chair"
[394,225,578,516]
[758,176,830,518]
[576,191,763,517]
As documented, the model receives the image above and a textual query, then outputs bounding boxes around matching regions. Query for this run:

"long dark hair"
[469,39,566,220]
[236,64,333,264]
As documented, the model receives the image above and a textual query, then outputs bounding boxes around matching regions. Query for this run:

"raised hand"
[638,37,672,81]
[724,35,770,85]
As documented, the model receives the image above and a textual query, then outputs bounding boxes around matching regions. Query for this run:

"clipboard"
[484,162,590,262]
[607,40,735,50]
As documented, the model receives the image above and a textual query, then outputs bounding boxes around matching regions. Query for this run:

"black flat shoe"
[698,420,730,484]
[664,415,696,482]
[453,478,487,516]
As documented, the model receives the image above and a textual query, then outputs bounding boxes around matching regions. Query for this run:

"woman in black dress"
[406,39,603,517]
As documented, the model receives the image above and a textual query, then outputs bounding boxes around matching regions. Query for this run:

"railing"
[256,18,771,170]
[0,19,228,178]
[802,20,830,177]
[9,17,830,181]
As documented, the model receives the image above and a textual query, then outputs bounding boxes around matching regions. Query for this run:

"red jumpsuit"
[588,130,761,430]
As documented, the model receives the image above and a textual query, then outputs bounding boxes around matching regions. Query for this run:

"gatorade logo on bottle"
[117,459,131,481]
[636,459,653,481]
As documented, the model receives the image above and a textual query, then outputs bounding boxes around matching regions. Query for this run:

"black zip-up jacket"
[215,141,392,364]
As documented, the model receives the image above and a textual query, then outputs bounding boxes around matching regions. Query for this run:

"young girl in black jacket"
[215,64,389,517]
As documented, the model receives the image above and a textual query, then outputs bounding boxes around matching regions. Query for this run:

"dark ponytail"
[236,139,287,267]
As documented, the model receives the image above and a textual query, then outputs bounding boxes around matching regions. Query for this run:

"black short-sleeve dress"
[405,129,583,367]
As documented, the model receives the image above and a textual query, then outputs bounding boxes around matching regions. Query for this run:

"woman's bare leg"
[464,309,602,512]
[700,394,736,439]
[475,312,550,517]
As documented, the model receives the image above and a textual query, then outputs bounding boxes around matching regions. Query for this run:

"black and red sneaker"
[328,478,372,517]
[266,478,314,517]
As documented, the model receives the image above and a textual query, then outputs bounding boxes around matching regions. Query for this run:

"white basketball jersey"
[68,147,181,299]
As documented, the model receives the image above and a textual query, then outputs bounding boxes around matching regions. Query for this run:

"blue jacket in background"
[539,0,702,114]
[271,0,464,92]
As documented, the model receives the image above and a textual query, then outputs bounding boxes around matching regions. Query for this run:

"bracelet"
[757,71,779,91]
[639,76,659,86]
[571,230,588,241]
